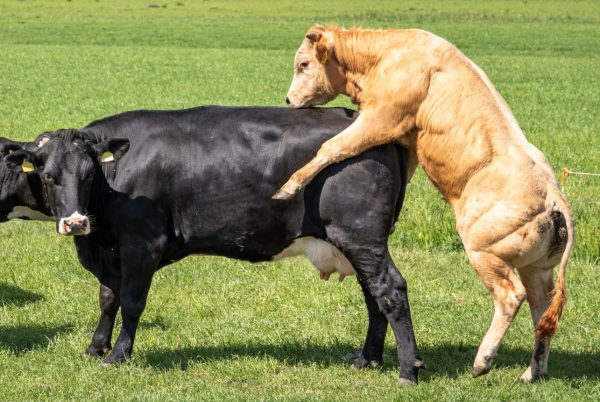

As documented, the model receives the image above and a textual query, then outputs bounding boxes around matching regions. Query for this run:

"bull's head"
[3,131,129,236]
[285,25,346,108]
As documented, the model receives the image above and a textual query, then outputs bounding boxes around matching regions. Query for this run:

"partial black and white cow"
[0,137,53,222]
[4,106,423,384]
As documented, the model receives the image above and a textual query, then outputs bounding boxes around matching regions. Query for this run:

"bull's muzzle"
[58,212,90,236]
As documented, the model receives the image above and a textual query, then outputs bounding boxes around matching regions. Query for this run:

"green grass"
[1,0,599,400]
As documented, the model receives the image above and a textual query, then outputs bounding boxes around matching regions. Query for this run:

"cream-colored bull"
[275,24,574,382]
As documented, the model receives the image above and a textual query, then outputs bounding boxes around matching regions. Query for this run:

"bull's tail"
[535,195,574,341]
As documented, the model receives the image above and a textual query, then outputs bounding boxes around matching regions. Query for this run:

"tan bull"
[274,24,574,382]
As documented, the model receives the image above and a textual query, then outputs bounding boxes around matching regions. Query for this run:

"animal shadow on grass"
[143,341,359,370]
[0,324,73,355]
[143,341,600,381]
[420,343,600,382]
[0,282,44,307]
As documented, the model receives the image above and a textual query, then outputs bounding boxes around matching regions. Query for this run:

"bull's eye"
[297,61,310,72]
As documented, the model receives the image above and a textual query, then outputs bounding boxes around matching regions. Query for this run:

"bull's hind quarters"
[277,24,574,381]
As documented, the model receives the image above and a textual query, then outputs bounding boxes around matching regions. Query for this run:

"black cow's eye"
[44,173,55,183]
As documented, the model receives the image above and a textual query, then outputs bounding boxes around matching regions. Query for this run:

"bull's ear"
[306,26,333,65]
[4,149,41,173]
[92,138,130,163]
[305,30,322,43]
[305,24,325,43]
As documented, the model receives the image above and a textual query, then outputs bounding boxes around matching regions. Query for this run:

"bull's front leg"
[273,113,395,200]
[86,283,120,357]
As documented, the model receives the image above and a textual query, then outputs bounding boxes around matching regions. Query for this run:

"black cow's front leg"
[350,279,388,369]
[101,241,159,366]
[86,283,120,357]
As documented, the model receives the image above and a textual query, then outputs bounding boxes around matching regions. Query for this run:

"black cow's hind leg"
[350,279,388,369]
[86,284,120,357]
[344,247,423,384]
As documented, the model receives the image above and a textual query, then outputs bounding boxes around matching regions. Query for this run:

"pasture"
[0,0,599,400]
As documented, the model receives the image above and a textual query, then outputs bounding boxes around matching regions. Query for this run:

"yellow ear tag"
[22,160,34,173]
[100,151,114,163]
[319,49,329,64]
[8,149,13,154]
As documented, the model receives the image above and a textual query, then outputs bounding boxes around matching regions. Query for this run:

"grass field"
[1,0,599,400]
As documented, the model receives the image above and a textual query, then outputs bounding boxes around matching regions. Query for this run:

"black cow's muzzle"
[58,212,90,236]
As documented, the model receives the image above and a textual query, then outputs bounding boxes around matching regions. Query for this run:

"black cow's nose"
[285,97,290,105]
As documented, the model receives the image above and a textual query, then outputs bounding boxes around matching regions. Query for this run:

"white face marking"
[272,236,356,281]
[7,206,54,221]
[58,211,90,236]
[37,136,50,148]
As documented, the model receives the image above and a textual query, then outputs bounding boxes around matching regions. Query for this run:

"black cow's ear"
[0,142,24,158]
[3,149,40,173]
[93,138,130,163]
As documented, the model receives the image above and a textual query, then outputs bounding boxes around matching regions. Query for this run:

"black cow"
[4,106,423,384]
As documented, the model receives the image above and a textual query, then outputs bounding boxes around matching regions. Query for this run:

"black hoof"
[101,352,130,366]
[345,350,382,369]
[398,377,417,386]
[85,344,111,358]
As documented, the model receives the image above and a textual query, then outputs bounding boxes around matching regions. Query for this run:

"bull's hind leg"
[86,283,120,357]
[517,266,554,382]
[469,251,527,377]
[342,247,422,384]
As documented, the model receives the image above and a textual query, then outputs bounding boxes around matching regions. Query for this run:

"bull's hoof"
[397,377,417,386]
[85,344,111,358]
[272,180,301,200]
[472,364,491,378]
[520,367,545,383]
[272,189,295,200]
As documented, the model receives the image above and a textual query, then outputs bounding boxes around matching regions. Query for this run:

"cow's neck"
[88,168,113,227]
[332,29,394,107]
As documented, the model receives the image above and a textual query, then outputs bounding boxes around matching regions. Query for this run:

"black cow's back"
[82,107,402,264]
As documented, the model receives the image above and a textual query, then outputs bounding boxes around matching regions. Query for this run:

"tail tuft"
[535,201,573,342]
[535,286,566,341]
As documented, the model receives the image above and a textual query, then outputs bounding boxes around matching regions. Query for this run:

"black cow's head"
[3,130,129,236]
